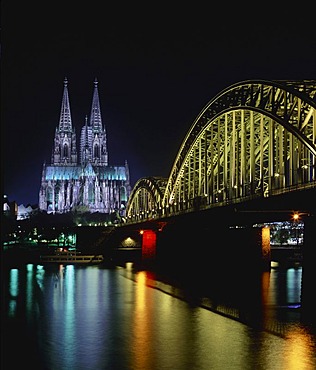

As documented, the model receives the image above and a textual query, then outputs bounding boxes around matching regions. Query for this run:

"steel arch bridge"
[126,79,316,223]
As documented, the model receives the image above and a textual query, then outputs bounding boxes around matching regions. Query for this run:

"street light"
[292,212,300,222]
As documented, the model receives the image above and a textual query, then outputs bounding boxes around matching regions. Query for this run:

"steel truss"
[126,80,316,221]
[126,176,167,221]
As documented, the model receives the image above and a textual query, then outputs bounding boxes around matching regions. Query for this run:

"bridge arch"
[126,176,167,221]
[127,80,316,220]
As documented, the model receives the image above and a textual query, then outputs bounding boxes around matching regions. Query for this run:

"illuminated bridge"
[126,79,316,223]
[106,79,316,289]
[105,79,316,316]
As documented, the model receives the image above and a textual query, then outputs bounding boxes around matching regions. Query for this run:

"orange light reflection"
[131,271,154,370]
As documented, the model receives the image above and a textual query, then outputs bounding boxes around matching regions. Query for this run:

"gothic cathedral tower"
[39,78,131,215]
[52,78,78,166]
[80,79,108,167]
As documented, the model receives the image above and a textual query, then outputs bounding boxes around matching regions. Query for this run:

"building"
[3,195,18,219]
[39,78,131,215]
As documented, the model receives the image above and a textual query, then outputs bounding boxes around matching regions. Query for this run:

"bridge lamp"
[292,212,300,222]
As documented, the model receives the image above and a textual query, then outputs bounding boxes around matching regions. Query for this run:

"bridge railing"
[268,180,316,197]
[124,179,316,225]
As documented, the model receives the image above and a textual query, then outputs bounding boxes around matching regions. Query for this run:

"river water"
[2,261,316,370]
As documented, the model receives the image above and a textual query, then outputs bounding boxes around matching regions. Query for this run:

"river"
[2,261,316,369]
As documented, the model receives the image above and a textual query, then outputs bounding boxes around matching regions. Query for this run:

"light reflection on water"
[3,264,316,370]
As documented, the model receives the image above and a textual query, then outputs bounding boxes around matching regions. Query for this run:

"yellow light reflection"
[283,327,315,369]
[135,271,147,310]
[262,226,271,259]
[125,262,133,270]
[132,271,154,370]
[261,271,271,325]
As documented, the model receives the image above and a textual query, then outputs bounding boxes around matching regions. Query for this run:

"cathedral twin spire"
[58,77,72,133]
[52,77,108,167]
[90,78,103,133]
[40,77,131,215]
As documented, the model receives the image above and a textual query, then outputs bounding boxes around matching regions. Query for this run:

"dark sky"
[2,3,316,206]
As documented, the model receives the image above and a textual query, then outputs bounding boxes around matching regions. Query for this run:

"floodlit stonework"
[39,78,131,215]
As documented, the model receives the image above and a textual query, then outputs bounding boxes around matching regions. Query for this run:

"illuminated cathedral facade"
[39,78,131,215]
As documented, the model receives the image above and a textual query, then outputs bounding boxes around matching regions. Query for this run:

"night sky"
[2,3,316,206]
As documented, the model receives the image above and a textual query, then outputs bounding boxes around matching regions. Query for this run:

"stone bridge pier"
[139,217,271,275]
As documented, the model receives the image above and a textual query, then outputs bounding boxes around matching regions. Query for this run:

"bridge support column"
[301,216,316,325]
[235,226,271,272]
[141,230,157,264]
[260,226,271,271]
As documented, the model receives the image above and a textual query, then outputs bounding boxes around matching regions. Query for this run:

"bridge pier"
[153,215,271,275]
[219,225,271,272]
[257,226,271,271]
[111,216,271,271]
[141,229,157,265]
[301,216,316,325]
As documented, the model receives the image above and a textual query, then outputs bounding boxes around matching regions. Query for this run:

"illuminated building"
[39,78,131,215]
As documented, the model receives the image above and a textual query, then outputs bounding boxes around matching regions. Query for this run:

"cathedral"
[39,78,131,215]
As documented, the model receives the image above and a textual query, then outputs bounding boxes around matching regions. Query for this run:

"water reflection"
[132,271,154,369]
[8,268,19,317]
[2,264,316,369]
[285,326,316,369]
